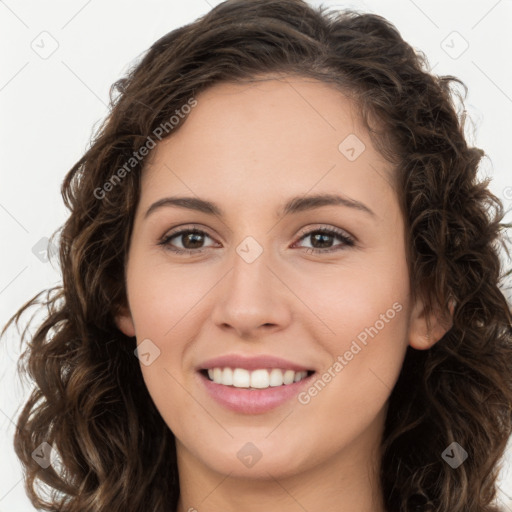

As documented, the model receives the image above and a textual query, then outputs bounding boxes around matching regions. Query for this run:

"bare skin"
[116,75,451,512]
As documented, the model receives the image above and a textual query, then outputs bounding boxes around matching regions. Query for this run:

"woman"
[3,0,511,511]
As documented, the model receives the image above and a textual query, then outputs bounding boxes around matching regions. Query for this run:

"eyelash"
[158,225,356,256]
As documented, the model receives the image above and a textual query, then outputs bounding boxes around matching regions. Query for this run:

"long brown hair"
[2,1,511,510]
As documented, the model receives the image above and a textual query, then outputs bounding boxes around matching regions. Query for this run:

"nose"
[210,246,293,339]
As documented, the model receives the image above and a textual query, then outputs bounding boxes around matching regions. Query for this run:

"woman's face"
[116,76,446,482]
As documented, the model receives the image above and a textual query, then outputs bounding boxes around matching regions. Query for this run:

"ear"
[115,305,136,338]
[408,295,454,350]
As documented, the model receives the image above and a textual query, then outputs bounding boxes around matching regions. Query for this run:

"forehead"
[141,77,396,219]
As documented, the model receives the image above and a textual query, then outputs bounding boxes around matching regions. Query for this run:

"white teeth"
[250,369,270,388]
[205,367,310,389]
[269,368,284,386]
[222,367,233,385]
[232,368,250,387]
[283,369,295,385]
[213,367,223,383]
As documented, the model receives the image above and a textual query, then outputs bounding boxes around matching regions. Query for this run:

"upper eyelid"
[162,224,351,237]
[163,225,217,241]
[296,224,354,240]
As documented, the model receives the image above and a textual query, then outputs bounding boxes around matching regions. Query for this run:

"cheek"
[126,253,213,340]
[292,242,410,344]
[292,248,410,406]
[287,277,409,466]
[126,261,207,435]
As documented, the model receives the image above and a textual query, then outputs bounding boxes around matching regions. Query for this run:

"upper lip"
[197,354,314,372]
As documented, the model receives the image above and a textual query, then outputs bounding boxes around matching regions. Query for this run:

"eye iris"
[311,232,333,248]
[182,231,204,249]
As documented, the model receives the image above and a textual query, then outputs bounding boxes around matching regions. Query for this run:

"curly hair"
[2,0,512,511]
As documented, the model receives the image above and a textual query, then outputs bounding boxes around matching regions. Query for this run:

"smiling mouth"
[200,368,316,389]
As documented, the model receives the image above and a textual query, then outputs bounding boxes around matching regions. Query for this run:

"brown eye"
[294,227,355,254]
[159,228,217,254]
[309,232,336,249]
[178,231,206,249]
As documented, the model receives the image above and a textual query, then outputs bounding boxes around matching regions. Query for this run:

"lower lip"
[197,371,316,414]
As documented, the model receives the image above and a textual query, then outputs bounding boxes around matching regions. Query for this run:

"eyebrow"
[144,193,376,219]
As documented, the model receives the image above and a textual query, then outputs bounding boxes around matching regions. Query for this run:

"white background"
[1,0,511,510]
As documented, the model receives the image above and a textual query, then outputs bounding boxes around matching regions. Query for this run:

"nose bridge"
[211,235,291,334]
[228,236,275,309]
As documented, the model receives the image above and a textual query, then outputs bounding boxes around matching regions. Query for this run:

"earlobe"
[115,307,136,338]
[408,296,454,350]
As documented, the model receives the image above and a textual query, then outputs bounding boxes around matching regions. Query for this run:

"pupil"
[183,232,203,249]
[312,233,332,248]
